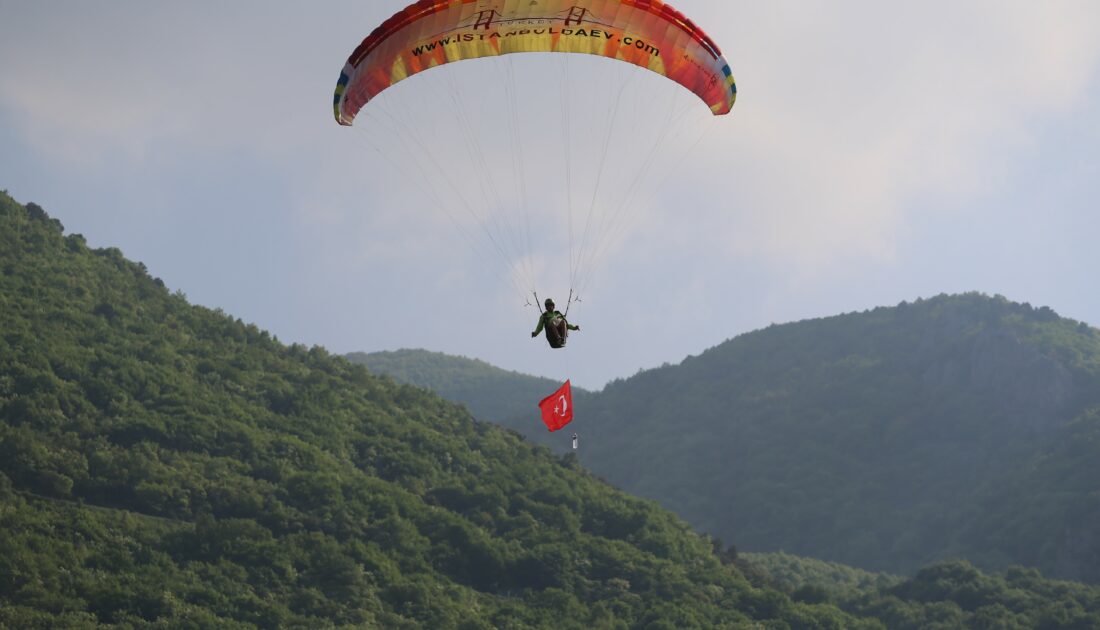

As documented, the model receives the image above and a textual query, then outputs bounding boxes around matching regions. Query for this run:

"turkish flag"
[538,380,574,432]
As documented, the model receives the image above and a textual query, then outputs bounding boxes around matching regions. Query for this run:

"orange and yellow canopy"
[334,0,737,125]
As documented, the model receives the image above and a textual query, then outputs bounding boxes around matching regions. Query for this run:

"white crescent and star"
[553,394,569,417]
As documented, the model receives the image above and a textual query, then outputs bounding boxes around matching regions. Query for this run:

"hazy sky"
[2,1,1099,389]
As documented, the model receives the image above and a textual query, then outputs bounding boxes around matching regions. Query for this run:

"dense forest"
[4,190,1100,628]
[582,292,1100,582]
[0,194,855,628]
[353,299,1100,583]
[742,554,1100,629]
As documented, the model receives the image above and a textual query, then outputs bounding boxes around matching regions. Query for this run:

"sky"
[2,1,1099,390]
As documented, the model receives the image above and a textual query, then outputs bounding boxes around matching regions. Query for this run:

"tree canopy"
[0,191,870,629]
[356,297,1100,581]
[4,190,1100,628]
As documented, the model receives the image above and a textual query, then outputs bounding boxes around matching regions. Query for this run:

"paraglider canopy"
[332,0,737,312]
[334,0,737,126]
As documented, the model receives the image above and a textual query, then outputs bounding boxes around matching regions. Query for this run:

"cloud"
[678,0,1100,272]
[9,0,1093,270]
[0,2,390,168]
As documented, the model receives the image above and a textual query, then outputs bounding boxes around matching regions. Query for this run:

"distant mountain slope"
[346,349,590,442]
[352,294,1100,582]
[346,350,565,403]
[0,192,876,628]
[583,293,1100,581]
[348,350,585,452]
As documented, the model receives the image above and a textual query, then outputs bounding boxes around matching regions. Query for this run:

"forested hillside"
[581,293,1100,581]
[0,192,872,628]
[745,554,1100,629]
[356,297,1100,583]
[6,191,1100,628]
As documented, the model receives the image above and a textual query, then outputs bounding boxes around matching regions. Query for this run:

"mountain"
[583,294,1100,581]
[344,350,567,408]
[744,554,1100,629]
[353,295,1100,583]
[346,349,590,452]
[6,192,1100,629]
[0,192,878,628]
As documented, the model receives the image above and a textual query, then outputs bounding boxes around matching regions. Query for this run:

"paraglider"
[333,0,737,317]
[531,298,579,349]
[334,1,737,443]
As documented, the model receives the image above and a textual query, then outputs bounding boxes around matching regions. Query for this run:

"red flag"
[538,380,574,432]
